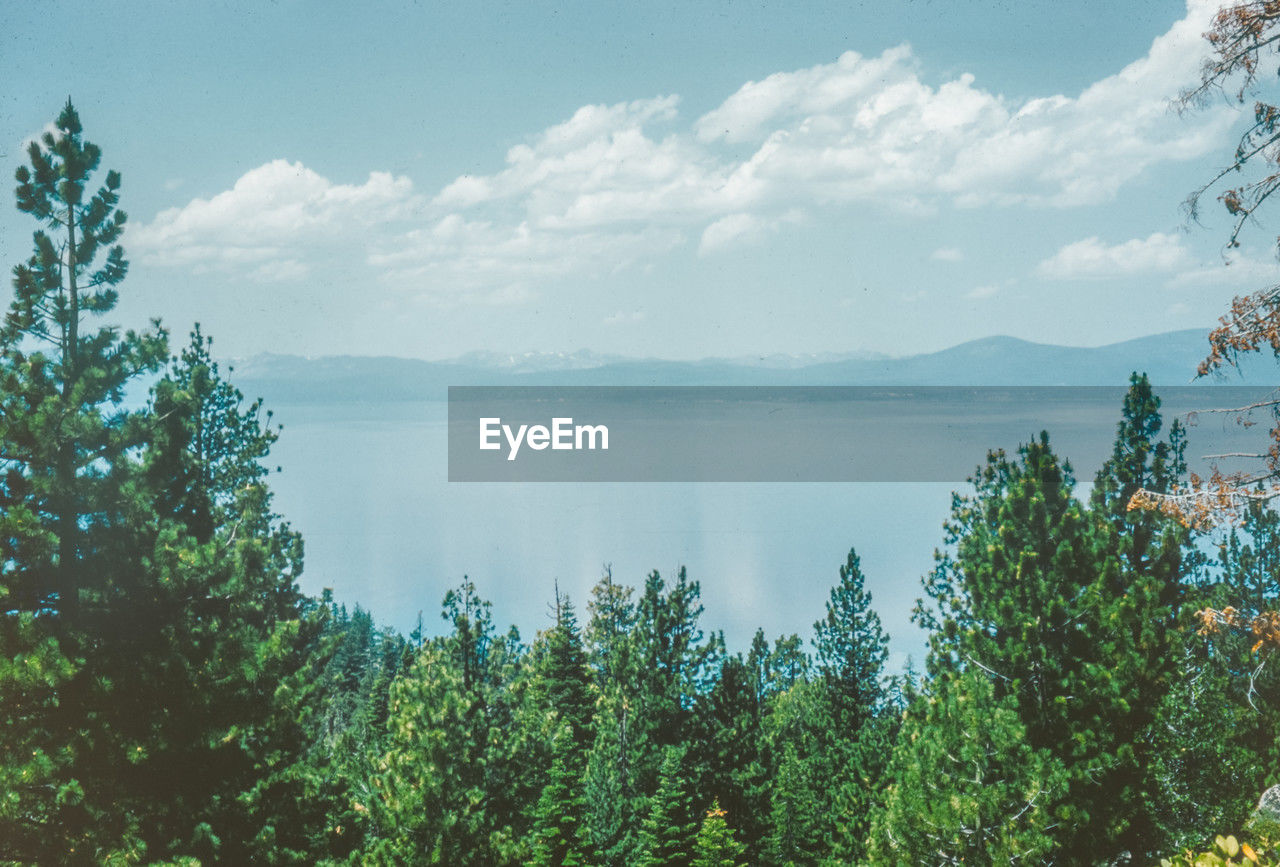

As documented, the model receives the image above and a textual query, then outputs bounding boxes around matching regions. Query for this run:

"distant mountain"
[229,329,1275,403]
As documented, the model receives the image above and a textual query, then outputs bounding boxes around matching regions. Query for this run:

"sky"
[3,0,1278,362]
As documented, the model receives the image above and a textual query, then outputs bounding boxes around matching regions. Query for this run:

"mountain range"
[229,329,1276,403]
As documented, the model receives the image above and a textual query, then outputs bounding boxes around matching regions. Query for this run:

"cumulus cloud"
[432,96,736,228]
[130,0,1237,302]
[132,160,418,280]
[1037,232,1192,279]
[931,247,964,262]
[695,0,1230,209]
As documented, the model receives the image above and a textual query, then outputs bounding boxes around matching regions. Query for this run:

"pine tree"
[4,99,166,621]
[637,746,698,867]
[762,679,828,865]
[764,549,892,863]
[538,593,595,759]
[583,568,719,866]
[899,379,1194,862]
[870,667,1068,863]
[372,580,528,865]
[1153,497,1280,848]
[813,549,889,725]
[691,800,746,867]
[92,326,336,863]
[699,653,769,857]
[530,726,596,867]
[1,100,167,860]
[1086,373,1192,857]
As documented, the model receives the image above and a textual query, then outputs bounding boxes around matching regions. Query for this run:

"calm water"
[266,393,1257,667]
[267,401,955,667]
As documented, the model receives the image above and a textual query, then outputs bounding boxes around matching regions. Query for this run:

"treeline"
[5,103,1280,865]
[300,375,1280,865]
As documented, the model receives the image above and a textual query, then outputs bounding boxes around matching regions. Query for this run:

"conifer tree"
[691,800,746,867]
[1153,497,1280,847]
[536,593,595,759]
[637,746,699,867]
[870,667,1068,863]
[530,726,596,867]
[583,568,719,865]
[764,549,892,863]
[373,580,528,865]
[700,653,769,856]
[1085,373,1192,856]
[898,379,1194,862]
[1,100,167,860]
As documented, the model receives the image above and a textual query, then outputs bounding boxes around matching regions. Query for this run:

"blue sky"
[2,0,1276,361]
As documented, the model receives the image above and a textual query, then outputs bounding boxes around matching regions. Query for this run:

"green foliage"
[371,580,529,865]
[3,113,1269,864]
[764,549,894,864]
[637,746,699,867]
[1155,498,1280,850]
[889,375,1194,862]
[1,104,339,863]
[870,667,1068,863]
[582,567,721,866]
[692,800,746,867]
[530,726,596,867]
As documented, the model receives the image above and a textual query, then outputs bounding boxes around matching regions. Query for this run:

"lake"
[266,389,1267,667]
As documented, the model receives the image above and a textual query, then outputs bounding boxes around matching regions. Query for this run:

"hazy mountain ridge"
[229,329,1274,403]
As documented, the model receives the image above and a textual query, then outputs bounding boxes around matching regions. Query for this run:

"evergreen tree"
[372,580,528,865]
[813,549,889,725]
[536,592,595,760]
[870,667,1068,863]
[1,100,162,860]
[104,328,332,863]
[2,103,334,862]
[637,746,699,867]
[1154,497,1280,848]
[583,568,718,866]
[691,800,746,867]
[898,377,1193,862]
[530,726,596,867]
[3,99,166,622]
[764,549,892,863]
[762,679,828,865]
[1086,373,1192,857]
[700,653,769,857]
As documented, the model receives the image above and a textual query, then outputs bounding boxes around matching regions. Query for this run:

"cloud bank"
[133,0,1234,302]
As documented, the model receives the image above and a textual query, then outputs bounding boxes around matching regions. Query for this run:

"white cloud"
[967,284,999,299]
[132,160,419,275]
[249,259,309,283]
[931,246,964,262]
[696,0,1230,209]
[130,0,1239,304]
[698,209,804,255]
[1036,232,1192,279]
[432,96,734,228]
[367,214,682,303]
